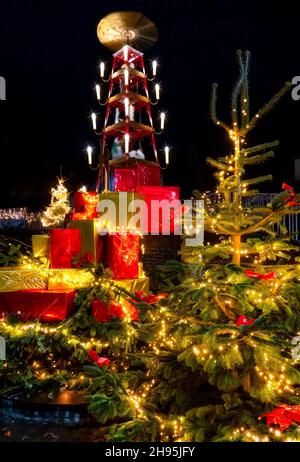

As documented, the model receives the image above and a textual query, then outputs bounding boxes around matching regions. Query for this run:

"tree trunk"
[232,234,241,266]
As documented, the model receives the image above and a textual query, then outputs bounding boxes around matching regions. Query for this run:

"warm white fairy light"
[124,133,130,153]
[155,83,160,100]
[95,84,101,100]
[91,112,97,130]
[86,146,93,165]
[160,112,165,129]
[152,60,157,76]
[100,61,105,78]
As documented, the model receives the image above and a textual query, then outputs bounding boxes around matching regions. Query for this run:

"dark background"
[0,0,299,209]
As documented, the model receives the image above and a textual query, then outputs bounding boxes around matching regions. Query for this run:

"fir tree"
[204,49,293,266]
[41,177,71,228]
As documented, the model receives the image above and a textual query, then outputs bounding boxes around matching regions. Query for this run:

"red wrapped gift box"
[136,185,181,234]
[0,289,75,322]
[107,233,140,279]
[91,299,139,322]
[74,191,98,212]
[50,228,81,268]
[73,192,98,219]
[112,162,161,192]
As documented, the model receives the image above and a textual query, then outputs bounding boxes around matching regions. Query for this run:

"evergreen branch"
[206,158,227,170]
[210,83,231,132]
[243,151,274,165]
[246,81,291,133]
[241,140,279,155]
[240,52,250,127]
[241,175,273,186]
[231,50,248,127]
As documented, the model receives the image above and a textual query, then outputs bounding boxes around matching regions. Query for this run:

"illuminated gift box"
[97,192,142,231]
[50,228,81,269]
[47,268,94,290]
[74,191,98,213]
[32,235,50,258]
[111,161,161,192]
[69,219,104,265]
[0,289,75,322]
[91,299,139,322]
[113,276,149,294]
[107,233,140,279]
[136,185,181,234]
[0,269,48,292]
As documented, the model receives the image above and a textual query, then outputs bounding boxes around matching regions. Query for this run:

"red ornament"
[244,270,276,280]
[88,349,110,367]
[236,315,255,328]
[260,405,300,431]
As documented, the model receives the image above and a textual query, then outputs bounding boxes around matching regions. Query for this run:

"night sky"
[0,0,299,209]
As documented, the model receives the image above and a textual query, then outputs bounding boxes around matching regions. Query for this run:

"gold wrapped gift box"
[32,235,50,258]
[0,269,48,292]
[0,267,149,294]
[113,277,149,294]
[47,269,95,290]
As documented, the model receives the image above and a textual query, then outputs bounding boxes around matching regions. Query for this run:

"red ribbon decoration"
[244,270,276,280]
[260,405,300,431]
[88,349,110,367]
[282,182,300,207]
[236,315,256,328]
[133,291,160,304]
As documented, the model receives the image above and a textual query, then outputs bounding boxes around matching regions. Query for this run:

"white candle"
[91,112,97,130]
[87,146,93,165]
[155,83,160,100]
[160,112,165,130]
[129,105,135,121]
[124,68,129,86]
[100,62,105,78]
[95,84,101,100]
[152,60,157,76]
[124,133,130,153]
[115,107,120,124]
[124,45,128,61]
[124,97,129,116]
[165,146,169,165]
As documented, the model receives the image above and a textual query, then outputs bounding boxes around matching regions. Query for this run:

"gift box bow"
[244,269,276,280]
[282,183,300,207]
[260,405,300,431]
[235,315,256,328]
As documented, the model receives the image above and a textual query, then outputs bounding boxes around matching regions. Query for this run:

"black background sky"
[0,0,299,209]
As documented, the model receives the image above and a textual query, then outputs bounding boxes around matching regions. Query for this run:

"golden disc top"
[97,11,158,51]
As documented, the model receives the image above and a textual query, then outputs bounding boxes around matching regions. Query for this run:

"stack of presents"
[0,161,179,323]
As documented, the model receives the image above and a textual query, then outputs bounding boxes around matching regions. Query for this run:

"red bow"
[133,291,160,304]
[244,270,276,280]
[260,405,300,431]
[88,349,110,367]
[236,315,255,328]
[282,183,300,207]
